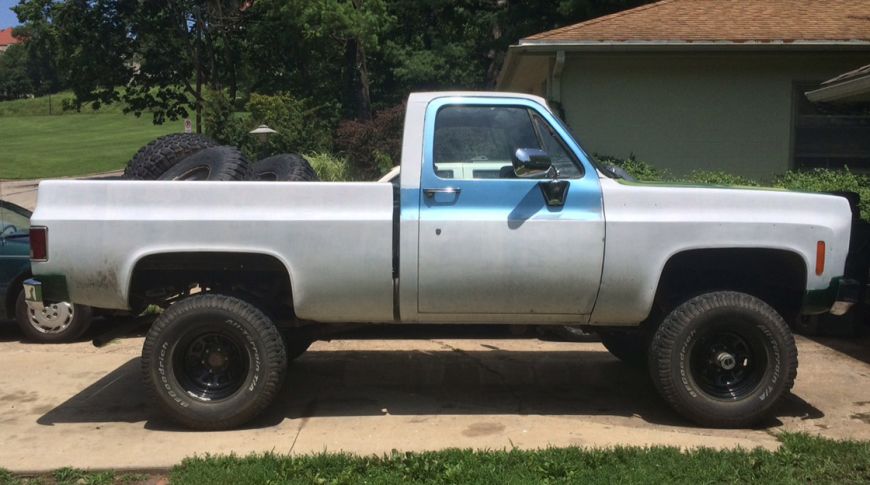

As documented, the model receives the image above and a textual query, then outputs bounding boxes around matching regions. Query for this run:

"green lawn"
[0,94,181,180]
[2,433,869,484]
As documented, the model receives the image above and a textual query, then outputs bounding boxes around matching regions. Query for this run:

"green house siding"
[551,52,869,180]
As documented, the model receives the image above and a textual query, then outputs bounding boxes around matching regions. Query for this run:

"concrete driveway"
[1,322,869,473]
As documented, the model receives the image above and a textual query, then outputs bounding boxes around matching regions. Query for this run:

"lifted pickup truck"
[26,92,860,430]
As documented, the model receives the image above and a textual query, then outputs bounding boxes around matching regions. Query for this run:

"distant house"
[0,27,20,54]
[497,0,870,179]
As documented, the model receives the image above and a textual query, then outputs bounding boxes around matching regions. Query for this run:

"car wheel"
[249,154,319,181]
[157,146,252,181]
[15,289,92,343]
[648,291,797,428]
[141,293,287,430]
[124,133,218,180]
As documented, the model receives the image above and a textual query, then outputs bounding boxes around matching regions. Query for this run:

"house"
[0,27,20,54]
[497,0,870,179]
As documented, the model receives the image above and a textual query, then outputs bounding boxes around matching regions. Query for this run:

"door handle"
[423,187,462,198]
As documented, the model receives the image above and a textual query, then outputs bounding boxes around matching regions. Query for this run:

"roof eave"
[515,40,870,51]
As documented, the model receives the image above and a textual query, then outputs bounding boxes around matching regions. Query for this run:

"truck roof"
[408,91,550,111]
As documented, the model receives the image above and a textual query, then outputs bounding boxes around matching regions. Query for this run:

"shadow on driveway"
[37,347,823,432]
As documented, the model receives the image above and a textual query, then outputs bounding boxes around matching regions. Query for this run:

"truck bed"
[31,180,396,322]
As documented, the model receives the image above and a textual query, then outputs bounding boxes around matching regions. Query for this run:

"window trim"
[423,97,595,183]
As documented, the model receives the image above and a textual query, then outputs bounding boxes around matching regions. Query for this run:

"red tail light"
[30,227,48,261]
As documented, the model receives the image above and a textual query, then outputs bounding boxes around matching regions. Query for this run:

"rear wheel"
[648,291,797,427]
[141,294,287,429]
[15,289,92,343]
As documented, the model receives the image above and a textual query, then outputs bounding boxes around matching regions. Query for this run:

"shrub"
[774,167,870,219]
[304,152,361,181]
[336,103,405,179]
[682,170,759,187]
[203,90,336,160]
[594,153,668,182]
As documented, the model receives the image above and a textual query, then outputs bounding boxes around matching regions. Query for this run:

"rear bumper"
[802,276,861,315]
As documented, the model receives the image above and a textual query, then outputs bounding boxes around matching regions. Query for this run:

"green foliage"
[682,170,760,187]
[336,102,405,178]
[203,90,336,159]
[305,152,360,181]
[774,167,870,218]
[167,433,870,484]
[595,153,668,181]
[0,44,33,100]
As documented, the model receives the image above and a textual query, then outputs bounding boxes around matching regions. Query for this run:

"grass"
[0,93,180,179]
[2,433,868,484]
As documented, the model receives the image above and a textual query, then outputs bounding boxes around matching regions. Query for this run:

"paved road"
[1,322,869,472]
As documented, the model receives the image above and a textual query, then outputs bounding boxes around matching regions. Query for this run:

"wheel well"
[128,252,293,319]
[654,248,807,325]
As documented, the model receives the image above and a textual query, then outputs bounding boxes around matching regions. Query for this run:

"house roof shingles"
[523,0,870,45]
[0,27,20,47]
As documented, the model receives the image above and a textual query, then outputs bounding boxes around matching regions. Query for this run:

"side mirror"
[512,148,552,178]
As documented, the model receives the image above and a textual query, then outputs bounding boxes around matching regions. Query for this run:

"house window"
[793,83,870,171]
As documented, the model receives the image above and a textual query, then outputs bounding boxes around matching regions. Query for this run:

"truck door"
[416,98,605,318]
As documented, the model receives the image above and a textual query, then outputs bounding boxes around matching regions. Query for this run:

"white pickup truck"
[26,92,861,430]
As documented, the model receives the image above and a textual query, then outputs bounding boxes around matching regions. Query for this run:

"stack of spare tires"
[124,133,319,182]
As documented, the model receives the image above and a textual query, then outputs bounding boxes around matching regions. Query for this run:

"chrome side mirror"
[512,148,552,178]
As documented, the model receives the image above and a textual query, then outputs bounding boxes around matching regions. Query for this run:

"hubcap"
[175,331,248,401]
[26,301,75,333]
[690,326,768,400]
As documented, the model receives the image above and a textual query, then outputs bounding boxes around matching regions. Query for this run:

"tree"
[12,0,64,95]
[0,44,33,100]
[14,0,250,130]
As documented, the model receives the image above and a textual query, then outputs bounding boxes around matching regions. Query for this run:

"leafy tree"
[11,0,64,95]
[0,44,33,100]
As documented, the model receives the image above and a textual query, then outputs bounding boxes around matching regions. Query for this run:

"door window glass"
[433,105,583,180]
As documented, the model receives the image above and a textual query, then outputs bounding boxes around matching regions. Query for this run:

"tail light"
[30,226,48,261]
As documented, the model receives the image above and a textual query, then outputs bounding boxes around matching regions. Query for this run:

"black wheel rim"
[689,322,768,400]
[173,165,211,180]
[174,330,249,401]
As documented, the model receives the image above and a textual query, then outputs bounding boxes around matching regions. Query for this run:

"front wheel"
[648,291,797,428]
[141,294,287,430]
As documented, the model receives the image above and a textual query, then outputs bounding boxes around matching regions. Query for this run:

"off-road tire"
[648,291,798,428]
[157,146,252,181]
[141,294,287,430]
[15,289,92,343]
[249,154,319,181]
[599,329,650,367]
[124,133,218,180]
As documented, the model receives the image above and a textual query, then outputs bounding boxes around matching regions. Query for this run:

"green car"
[1,200,91,342]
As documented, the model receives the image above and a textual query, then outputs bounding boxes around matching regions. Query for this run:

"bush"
[304,152,361,181]
[774,167,870,219]
[203,90,336,160]
[681,170,759,187]
[336,103,405,179]
[595,153,668,182]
